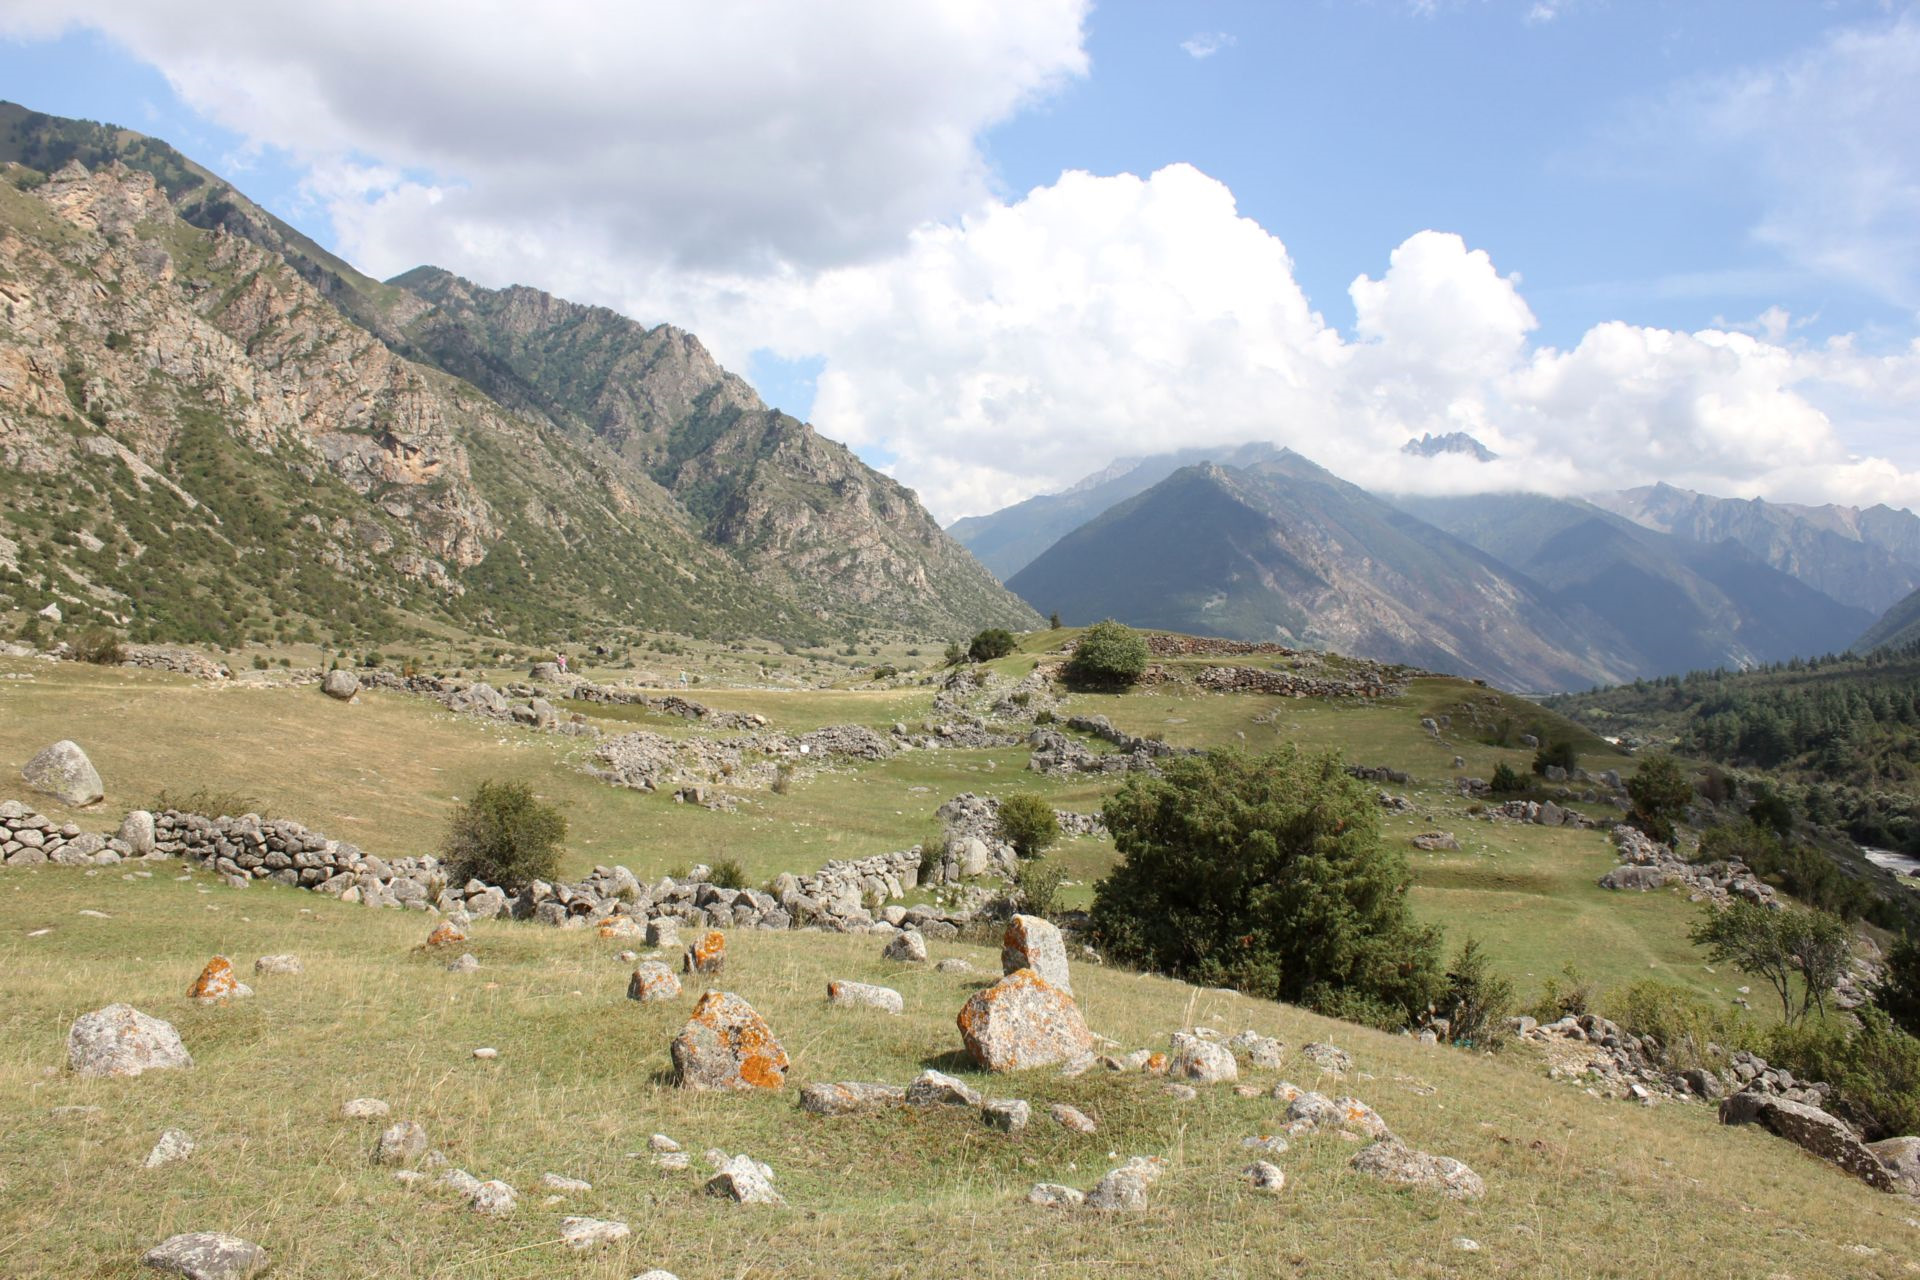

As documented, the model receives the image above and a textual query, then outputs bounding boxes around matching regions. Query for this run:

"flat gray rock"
[68,1004,192,1078]
[141,1232,268,1280]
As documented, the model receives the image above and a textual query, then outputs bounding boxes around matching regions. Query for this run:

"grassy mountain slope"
[1009,457,1639,692]
[1859,586,1920,653]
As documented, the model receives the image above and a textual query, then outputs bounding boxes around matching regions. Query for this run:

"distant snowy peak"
[1402,432,1497,462]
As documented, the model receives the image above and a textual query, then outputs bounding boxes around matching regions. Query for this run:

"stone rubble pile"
[1192,665,1404,699]
[1483,798,1597,829]
[590,723,892,795]
[2,798,126,864]
[1602,825,1777,906]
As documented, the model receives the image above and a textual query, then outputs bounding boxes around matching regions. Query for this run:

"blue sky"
[3,1,1917,518]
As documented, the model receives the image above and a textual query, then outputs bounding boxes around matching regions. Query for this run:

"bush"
[1066,619,1149,689]
[1048,611,1062,630]
[1091,746,1443,1019]
[71,627,125,665]
[1532,740,1578,777]
[1604,978,1754,1071]
[1764,1008,1920,1141]
[1440,937,1515,1048]
[150,786,260,819]
[967,628,1016,662]
[1627,753,1693,845]
[1015,858,1065,918]
[1690,900,1852,1024]
[443,779,567,891]
[943,640,966,666]
[995,793,1060,859]
[1526,963,1597,1022]
[710,858,748,890]
[1874,934,1920,1038]
[1489,762,1528,794]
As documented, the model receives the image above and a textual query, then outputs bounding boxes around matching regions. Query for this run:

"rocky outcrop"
[1719,1093,1895,1191]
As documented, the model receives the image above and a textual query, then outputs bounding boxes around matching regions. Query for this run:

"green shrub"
[150,786,260,819]
[1015,858,1065,918]
[71,627,125,665]
[1690,900,1852,1024]
[1874,934,1920,1038]
[772,763,796,796]
[710,858,748,890]
[1489,762,1528,794]
[1440,937,1515,1048]
[1627,753,1693,845]
[1091,746,1442,1019]
[1066,619,1149,689]
[869,663,898,681]
[1532,740,1578,776]
[1526,963,1597,1022]
[967,628,1016,662]
[443,779,567,891]
[943,640,965,666]
[1604,978,1754,1070]
[1764,1008,1920,1141]
[1048,611,1062,630]
[995,793,1060,859]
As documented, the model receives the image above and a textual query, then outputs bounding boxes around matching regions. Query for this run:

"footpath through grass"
[2,868,1912,1279]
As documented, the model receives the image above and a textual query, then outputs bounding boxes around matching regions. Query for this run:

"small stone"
[826,979,903,1014]
[628,960,683,1002]
[374,1120,429,1166]
[1243,1134,1291,1156]
[1227,1030,1286,1069]
[883,929,929,964]
[1027,1182,1085,1208]
[1050,1103,1097,1134]
[340,1098,390,1120]
[800,1081,908,1115]
[186,956,253,1004]
[1243,1160,1287,1192]
[1349,1139,1485,1199]
[705,1153,784,1205]
[596,914,645,941]
[141,1232,268,1280]
[469,1179,516,1217]
[440,1168,482,1197]
[683,930,726,975]
[68,1004,192,1078]
[653,1152,691,1171]
[1454,1237,1481,1252]
[1162,1083,1198,1101]
[1170,1031,1238,1084]
[1301,1042,1352,1075]
[1087,1156,1166,1211]
[143,1128,195,1168]
[472,1047,498,1060]
[425,922,467,948]
[982,1098,1031,1132]
[446,953,480,973]
[560,1216,630,1250]
[906,1069,982,1108]
[633,1271,681,1280]
[541,1173,591,1193]
[253,954,302,976]
[936,957,974,974]
[649,1133,682,1153]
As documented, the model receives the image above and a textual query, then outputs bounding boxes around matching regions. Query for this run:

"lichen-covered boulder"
[22,739,104,806]
[141,1232,268,1280]
[957,968,1093,1072]
[1086,1155,1166,1211]
[671,990,789,1091]
[683,930,726,976]
[1720,1093,1894,1190]
[800,1081,907,1115]
[187,957,253,1004]
[1001,913,1071,993]
[1349,1139,1484,1199]
[1169,1031,1237,1084]
[424,921,467,949]
[374,1120,429,1166]
[628,960,683,1003]
[68,1004,192,1078]
[597,914,644,941]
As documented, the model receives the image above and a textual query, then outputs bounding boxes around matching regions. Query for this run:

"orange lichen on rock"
[956,967,1093,1072]
[683,930,727,975]
[186,955,251,1003]
[1144,1052,1169,1076]
[597,915,644,941]
[425,922,467,949]
[670,990,788,1091]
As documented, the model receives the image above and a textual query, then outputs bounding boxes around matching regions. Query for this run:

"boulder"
[646,917,681,949]
[1867,1135,1920,1194]
[1227,1030,1286,1069]
[1001,913,1071,994]
[957,968,1094,1072]
[982,1098,1031,1132]
[68,1004,193,1078]
[799,1081,907,1115]
[1086,1156,1166,1211]
[1719,1093,1894,1190]
[882,929,929,964]
[1050,1103,1098,1133]
[628,961,683,1003]
[671,990,789,1091]
[186,957,253,1004]
[469,1179,516,1217]
[683,930,727,975]
[141,1232,269,1280]
[253,954,302,976]
[119,809,156,856]
[705,1153,784,1205]
[906,1068,983,1108]
[374,1120,429,1166]
[1349,1140,1484,1199]
[1301,1042,1352,1075]
[1027,1182,1085,1208]
[321,669,360,701]
[1170,1031,1238,1084]
[826,980,903,1014]
[1599,865,1671,891]
[424,922,467,948]
[22,740,104,806]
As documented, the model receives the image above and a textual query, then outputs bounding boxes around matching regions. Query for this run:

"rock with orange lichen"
[670,990,789,1091]
[597,915,644,941]
[1000,914,1071,994]
[186,956,253,1004]
[682,930,726,976]
[956,968,1093,1073]
[627,961,682,1003]
[425,922,467,949]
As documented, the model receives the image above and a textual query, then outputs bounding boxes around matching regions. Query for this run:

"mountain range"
[0,103,1034,648]
[960,444,1911,691]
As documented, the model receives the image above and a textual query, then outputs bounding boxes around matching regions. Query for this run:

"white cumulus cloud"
[1180,32,1236,59]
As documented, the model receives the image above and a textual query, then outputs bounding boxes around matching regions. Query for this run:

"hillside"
[0,103,1032,646]
[1397,492,1873,676]
[1006,457,1639,692]
[1597,482,1920,614]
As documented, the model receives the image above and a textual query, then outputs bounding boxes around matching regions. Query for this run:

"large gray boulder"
[1350,1139,1485,1198]
[1720,1093,1895,1190]
[22,739,103,806]
[321,669,360,701]
[1599,864,1670,891]
[68,1004,192,1078]
[142,1232,269,1280]
[1001,913,1071,993]
[957,968,1093,1072]
[1867,1135,1920,1194]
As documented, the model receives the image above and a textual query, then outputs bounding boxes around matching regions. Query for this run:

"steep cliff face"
[386,267,1039,633]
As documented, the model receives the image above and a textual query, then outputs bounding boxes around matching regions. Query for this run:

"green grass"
[1,868,1911,1279]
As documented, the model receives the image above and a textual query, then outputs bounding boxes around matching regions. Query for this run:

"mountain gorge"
[0,104,1033,647]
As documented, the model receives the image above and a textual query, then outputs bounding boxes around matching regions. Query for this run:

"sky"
[3,0,1918,522]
